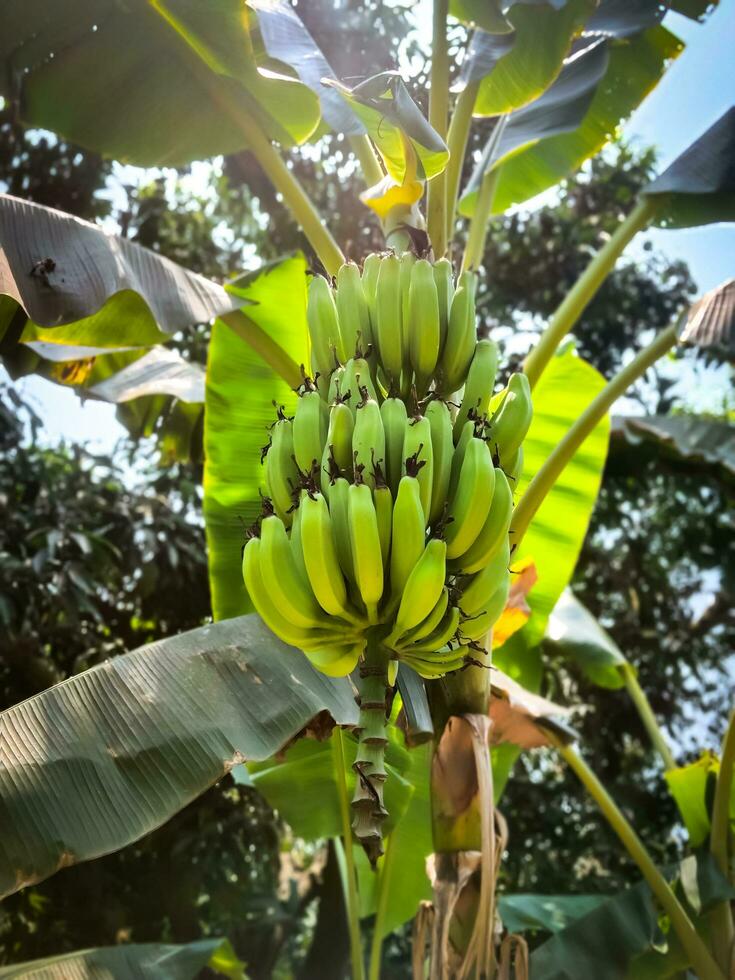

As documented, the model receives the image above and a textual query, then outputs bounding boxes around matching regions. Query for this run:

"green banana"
[352,390,385,489]
[328,365,346,405]
[458,575,510,643]
[425,399,453,527]
[321,398,354,487]
[437,270,477,395]
[403,604,460,655]
[391,537,447,637]
[401,647,466,678]
[502,445,524,487]
[450,467,513,574]
[389,475,426,601]
[289,495,308,581]
[457,537,511,617]
[259,515,326,630]
[336,261,372,357]
[397,587,449,645]
[329,477,357,585]
[306,642,363,677]
[307,274,343,378]
[399,252,416,363]
[487,372,533,465]
[293,386,328,479]
[300,491,363,624]
[342,356,379,414]
[374,481,393,569]
[453,338,499,439]
[375,254,403,386]
[243,537,352,651]
[432,257,454,354]
[402,414,434,523]
[361,253,382,324]
[407,258,440,395]
[265,415,299,526]
[347,481,384,622]
[449,418,476,498]
[445,436,495,560]
[380,396,407,496]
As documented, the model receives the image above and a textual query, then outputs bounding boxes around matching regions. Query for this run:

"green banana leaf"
[0,614,358,900]
[461,25,682,215]
[204,254,309,621]
[449,0,513,33]
[498,893,607,934]
[0,939,240,980]
[665,753,735,847]
[0,0,320,166]
[247,0,363,135]
[463,0,595,117]
[323,73,449,184]
[643,107,735,227]
[544,588,629,689]
[493,349,610,791]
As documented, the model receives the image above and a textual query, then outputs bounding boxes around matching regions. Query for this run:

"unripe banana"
[392,537,447,636]
[403,603,460,655]
[503,445,524,488]
[453,338,499,439]
[362,253,382,325]
[306,641,363,677]
[329,477,357,585]
[407,258,440,395]
[402,415,434,524]
[243,537,349,650]
[389,476,426,601]
[260,515,326,630]
[307,274,343,377]
[336,261,372,358]
[450,467,513,574]
[293,387,328,479]
[374,482,393,569]
[342,356,379,415]
[399,252,416,363]
[445,436,495,560]
[487,372,533,464]
[300,491,363,625]
[397,587,449,646]
[375,254,403,385]
[380,396,407,496]
[321,399,354,487]
[402,647,466,678]
[438,270,477,395]
[457,537,511,617]
[289,497,308,580]
[347,481,384,622]
[352,390,385,490]
[328,364,346,405]
[458,575,510,643]
[265,416,299,526]
[449,418,476,498]
[387,659,399,688]
[425,399,453,527]
[432,257,454,354]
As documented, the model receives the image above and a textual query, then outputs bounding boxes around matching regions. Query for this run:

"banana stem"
[351,635,390,866]
[619,663,677,772]
[552,736,726,980]
[427,0,450,257]
[510,322,678,548]
[709,710,735,970]
[333,729,365,980]
[461,168,498,274]
[445,81,480,250]
[368,832,398,980]
[219,310,303,387]
[524,198,657,389]
[349,134,384,189]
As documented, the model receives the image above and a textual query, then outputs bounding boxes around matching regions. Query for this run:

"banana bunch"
[243,254,534,862]
[243,256,534,681]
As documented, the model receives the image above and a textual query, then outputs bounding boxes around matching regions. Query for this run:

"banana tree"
[1,1,734,977]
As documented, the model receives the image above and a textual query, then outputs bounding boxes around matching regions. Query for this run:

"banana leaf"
[612,414,735,481]
[247,0,364,134]
[0,0,320,166]
[643,107,735,227]
[0,939,238,980]
[544,588,628,689]
[680,278,735,359]
[462,0,595,116]
[0,614,358,900]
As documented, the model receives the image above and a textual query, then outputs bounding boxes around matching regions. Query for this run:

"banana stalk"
[351,634,392,867]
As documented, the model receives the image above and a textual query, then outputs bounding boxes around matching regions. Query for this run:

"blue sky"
[7,3,735,448]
